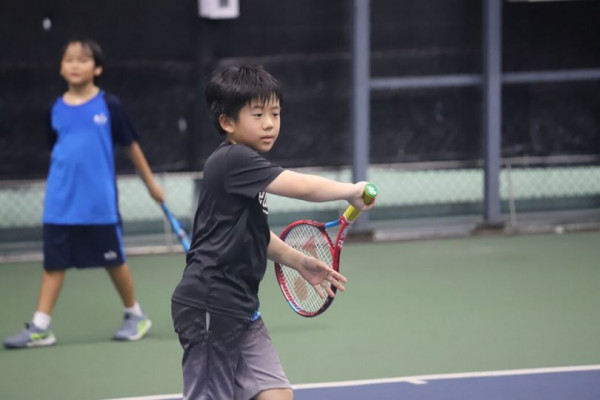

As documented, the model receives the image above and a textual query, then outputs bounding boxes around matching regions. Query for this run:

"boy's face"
[60,42,102,87]
[221,97,281,153]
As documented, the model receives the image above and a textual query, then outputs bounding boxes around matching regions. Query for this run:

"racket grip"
[344,183,378,223]
[362,183,378,204]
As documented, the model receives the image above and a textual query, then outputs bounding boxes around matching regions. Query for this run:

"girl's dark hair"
[62,37,105,68]
[205,64,283,135]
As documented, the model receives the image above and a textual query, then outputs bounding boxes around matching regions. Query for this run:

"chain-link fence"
[1,157,599,259]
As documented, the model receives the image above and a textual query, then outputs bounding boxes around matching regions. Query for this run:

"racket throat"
[335,223,352,248]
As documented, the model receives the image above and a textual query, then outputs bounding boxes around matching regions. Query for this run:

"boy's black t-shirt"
[171,142,284,320]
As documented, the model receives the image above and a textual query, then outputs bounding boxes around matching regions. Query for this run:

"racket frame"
[274,213,351,317]
[274,183,378,317]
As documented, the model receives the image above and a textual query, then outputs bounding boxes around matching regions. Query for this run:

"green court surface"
[1,232,599,400]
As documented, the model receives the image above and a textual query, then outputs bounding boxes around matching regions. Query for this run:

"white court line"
[102,396,182,400]
[101,364,600,400]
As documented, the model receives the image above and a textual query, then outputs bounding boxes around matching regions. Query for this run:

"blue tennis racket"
[161,203,191,252]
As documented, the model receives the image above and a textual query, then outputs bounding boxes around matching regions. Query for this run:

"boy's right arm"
[266,170,374,211]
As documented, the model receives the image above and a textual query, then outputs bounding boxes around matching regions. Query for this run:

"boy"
[3,38,164,348]
[171,64,375,399]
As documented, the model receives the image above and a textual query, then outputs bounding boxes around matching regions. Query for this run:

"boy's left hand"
[296,256,348,298]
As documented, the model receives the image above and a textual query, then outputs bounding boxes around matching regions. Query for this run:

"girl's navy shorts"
[43,224,126,271]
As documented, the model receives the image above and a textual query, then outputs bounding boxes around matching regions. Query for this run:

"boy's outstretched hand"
[296,256,348,299]
[348,181,377,211]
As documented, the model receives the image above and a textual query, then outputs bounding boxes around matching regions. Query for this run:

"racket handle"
[362,183,378,204]
[344,183,378,223]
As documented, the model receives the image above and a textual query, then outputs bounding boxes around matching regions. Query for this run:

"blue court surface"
[105,365,600,400]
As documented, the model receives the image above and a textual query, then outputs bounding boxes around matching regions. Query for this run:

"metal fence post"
[481,0,504,229]
[351,0,372,233]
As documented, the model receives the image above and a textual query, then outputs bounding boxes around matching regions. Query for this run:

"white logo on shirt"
[258,192,268,215]
[93,113,108,125]
[104,250,118,260]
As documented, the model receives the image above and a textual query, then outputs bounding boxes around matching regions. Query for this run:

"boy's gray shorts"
[172,303,291,400]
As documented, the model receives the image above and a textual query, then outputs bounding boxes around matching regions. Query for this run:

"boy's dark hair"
[205,64,283,135]
[62,37,105,69]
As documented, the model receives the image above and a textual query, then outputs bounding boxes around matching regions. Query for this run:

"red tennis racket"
[274,183,378,317]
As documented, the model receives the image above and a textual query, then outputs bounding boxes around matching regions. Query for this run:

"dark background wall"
[1,0,599,178]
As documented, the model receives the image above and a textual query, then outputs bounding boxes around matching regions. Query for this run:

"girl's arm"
[127,141,165,203]
[266,170,374,211]
[267,231,347,298]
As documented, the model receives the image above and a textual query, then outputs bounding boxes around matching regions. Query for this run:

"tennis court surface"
[1,232,599,399]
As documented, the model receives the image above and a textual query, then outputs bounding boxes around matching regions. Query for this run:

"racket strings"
[280,224,333,313]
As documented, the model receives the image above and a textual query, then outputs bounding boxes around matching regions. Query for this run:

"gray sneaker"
[114,312,152,341]
[4,322,57,349]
